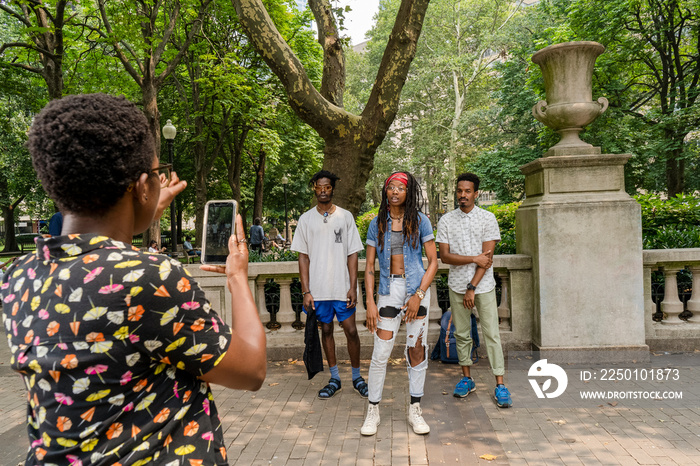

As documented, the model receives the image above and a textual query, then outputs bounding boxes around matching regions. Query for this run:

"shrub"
[249,248,299,263]
[636,194,700,249]
[485,202,520,255]
[356,206,379,244]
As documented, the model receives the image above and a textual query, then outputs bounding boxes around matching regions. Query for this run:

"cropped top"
[390,230,403,255]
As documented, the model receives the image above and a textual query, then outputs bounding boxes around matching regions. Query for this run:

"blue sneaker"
[453,377,476,398]
[494,385,513,408]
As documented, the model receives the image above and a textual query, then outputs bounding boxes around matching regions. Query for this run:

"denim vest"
[366,212,434,296]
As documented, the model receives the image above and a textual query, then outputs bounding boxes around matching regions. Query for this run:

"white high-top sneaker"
[360,404,380,436]
[407,403,430,434]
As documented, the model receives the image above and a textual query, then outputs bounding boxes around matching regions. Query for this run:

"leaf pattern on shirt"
[1,234,232,465]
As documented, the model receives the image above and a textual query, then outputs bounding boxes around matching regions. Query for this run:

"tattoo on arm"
[368,271,374,275]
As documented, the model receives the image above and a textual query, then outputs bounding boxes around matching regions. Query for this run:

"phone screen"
[203,200,237,264]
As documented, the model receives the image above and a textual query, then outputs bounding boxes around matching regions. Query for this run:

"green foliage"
[352,0,528,211]
[555,0,700,196]
[485,202,520,255]
[248,248,299,262]
[636,194,700,249]
[356,207,379,244]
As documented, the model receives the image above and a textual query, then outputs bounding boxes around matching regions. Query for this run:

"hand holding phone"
[200,213,247,277]
[202,200,238,265]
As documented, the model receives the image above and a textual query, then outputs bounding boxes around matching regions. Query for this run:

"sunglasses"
[151,163,173,187]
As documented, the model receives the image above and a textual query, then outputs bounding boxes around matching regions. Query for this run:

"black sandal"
[318,378,341,399]
[353,376,368,398]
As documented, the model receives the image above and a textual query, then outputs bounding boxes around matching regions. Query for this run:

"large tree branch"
[362,0,431,145]
[1,61,43,74]
[152,1,180,64]
[308,0,345,106]
[51,0,72,61]
[231,0,353,138]
[0,4,31,27]
[97,0,144,86]
[11,195,25,211]
[154,1,212,87]
[0,41,56,58]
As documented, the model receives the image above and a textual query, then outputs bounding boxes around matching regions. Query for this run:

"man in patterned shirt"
[436,173,513,408]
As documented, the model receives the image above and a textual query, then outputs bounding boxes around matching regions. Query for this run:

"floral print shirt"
[0,234,232,466]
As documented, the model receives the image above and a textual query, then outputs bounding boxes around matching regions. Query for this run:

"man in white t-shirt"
[436,172,512,408]
[291,170,366,399]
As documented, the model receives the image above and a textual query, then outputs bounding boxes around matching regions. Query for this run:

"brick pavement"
[1,335,699,465]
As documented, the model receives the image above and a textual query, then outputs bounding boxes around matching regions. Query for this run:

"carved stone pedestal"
[516,152,649,363]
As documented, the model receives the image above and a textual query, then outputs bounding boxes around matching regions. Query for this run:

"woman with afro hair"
[361,171,438,436]
[0,93,266,465]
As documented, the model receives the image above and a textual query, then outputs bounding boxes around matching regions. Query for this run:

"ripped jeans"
[367,277,431,403]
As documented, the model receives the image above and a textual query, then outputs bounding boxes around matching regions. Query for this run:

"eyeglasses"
[151,163,172,187]
[314,185,332,193]
[386,185,406,193]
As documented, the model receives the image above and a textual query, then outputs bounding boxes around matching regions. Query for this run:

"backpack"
[431,310,480,364]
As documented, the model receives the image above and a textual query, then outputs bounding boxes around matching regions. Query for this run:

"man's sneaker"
[407,403,430,434]
[494,385,513,408]
[453,376,476,398]
[361,404,380,436]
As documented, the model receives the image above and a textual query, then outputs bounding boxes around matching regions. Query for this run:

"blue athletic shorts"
[305,300,356,324]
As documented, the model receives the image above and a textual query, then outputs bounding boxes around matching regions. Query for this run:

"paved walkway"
[1,339,699,465]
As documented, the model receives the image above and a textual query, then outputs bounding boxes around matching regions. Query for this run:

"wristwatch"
[415,288,426,300]
[466,283,477,291]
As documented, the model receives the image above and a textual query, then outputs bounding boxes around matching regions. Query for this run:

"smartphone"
[202,200,238,265]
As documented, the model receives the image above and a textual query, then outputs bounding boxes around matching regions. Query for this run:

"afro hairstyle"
[456,172,480,191]
[28,93,155,216]
[310,170,340,189]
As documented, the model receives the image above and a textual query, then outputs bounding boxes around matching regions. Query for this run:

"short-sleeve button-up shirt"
[436,206,501,294]
[1,234,232,465]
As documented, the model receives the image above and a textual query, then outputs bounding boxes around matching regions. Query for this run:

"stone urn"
[531,41,608,152]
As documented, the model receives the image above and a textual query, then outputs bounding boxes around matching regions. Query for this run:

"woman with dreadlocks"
[360,171,439,436]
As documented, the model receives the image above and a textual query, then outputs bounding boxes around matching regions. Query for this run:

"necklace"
[317,204,335,223]
[390,213,404,221]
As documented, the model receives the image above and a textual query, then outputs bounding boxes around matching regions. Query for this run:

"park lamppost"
[162,119,177,251]
[281,175,289,246]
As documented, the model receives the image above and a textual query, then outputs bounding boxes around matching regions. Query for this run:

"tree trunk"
[226,123,248,204]
[666,153,685,198]
[176,198,183,245]
[0,172,21,252]
[253,149,266,222]
[141,81,161,247]
[664,128,686,198]
[232,0,431,216]
[322,135,375,214]
[1,205,18,253]
[194,161,208,250]
[42,55,63,100]
[142,81,161,158]
[239,204,249,241]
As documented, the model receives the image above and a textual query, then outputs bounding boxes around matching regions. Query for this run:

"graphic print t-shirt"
[291,207,363,301]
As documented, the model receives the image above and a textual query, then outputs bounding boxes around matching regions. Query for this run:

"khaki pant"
[448,288,505,376]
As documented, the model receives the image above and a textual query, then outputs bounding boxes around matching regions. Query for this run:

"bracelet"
[302,291,310,296]
[415,288,425,300]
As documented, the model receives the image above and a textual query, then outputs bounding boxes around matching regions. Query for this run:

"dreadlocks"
[377,171,425,252]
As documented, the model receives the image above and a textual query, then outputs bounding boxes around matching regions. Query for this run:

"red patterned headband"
[385,172,408,188]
